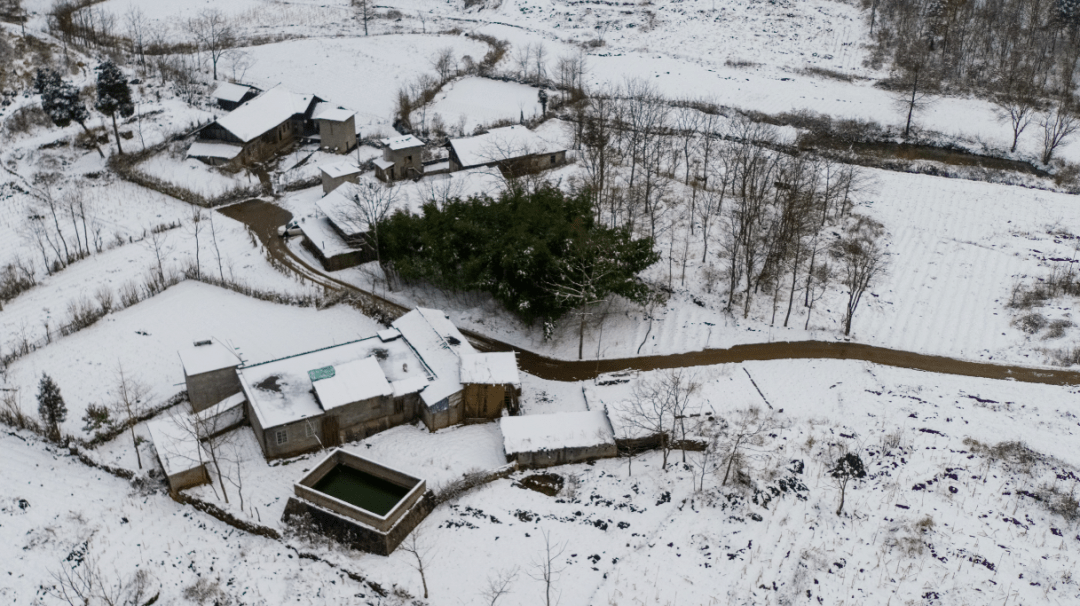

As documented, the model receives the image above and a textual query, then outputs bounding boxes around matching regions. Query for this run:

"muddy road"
[220,200,1080,386]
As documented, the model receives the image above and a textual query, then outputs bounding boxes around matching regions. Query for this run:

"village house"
[165,308,521,463]
[300,180,372,271]
[176,339,243,413]
[447,125,567,176]
[210,82,260,111]
[374,134,424,182]
[188,87,356,166]
[319,160,362,194]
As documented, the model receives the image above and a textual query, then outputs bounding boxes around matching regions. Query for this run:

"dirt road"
[220,200,1080,386]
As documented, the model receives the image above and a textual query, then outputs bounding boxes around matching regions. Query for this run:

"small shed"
[320,161,362,194]
[376,135,424,182]
[177,339,243,413]
[211,82,260,111]
[500,411,617,469]
[313,103,357,153]
[459,352,521,419]
[147,414,209,493]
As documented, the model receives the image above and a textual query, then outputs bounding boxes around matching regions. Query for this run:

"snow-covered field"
[428,77,551,134]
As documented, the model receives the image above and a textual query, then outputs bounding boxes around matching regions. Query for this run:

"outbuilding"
[177,339,243,413]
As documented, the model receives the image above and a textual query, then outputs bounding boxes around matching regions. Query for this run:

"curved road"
[220,200,1080,386]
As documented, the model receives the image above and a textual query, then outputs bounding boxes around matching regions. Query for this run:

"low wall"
[282,490,436,556]
[509,443,618,470]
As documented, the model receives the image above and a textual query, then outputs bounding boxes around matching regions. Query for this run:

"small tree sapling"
[829,451,867,516]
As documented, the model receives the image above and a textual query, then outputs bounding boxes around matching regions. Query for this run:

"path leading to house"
[219,199,1080,387]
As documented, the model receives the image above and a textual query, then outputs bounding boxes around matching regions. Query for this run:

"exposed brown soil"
[221,200,1080,387]
[801,136,1049,177]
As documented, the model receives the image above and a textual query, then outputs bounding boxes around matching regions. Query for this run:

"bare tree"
[891,41,935,139]
[124,6,149,74]
[528,528,566,606]
[48,541,155,606]
[994,91,1038,153]
[111,362,151,469]
[480,567,519,606]
[515,42,533,81]
[832,215,887,336]
[622,369,699,470]
[188,9,236,81]
[533,42,548,85]
[718,405,777,487]
[207,210,226,281]
[431,47,457,82]
[189,206,203,279]
[144,227,173,286]
[1039,100,1080,164]
[342,180,398,290]
[352,0,373,36]
[400,530,433,599]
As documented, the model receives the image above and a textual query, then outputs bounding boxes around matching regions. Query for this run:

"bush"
[1015,312,1048,334]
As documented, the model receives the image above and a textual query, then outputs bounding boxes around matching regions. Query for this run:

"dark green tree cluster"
[380,186,659,328]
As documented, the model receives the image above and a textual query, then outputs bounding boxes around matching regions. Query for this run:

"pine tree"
[94,60,134,155]
[37,373,67,442]
[33,68,103,158]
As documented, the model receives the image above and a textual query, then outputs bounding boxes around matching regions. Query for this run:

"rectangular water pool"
[312,465,413,517]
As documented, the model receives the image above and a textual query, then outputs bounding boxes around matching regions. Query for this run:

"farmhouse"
[374,135,424,182]
[319,160,362,194]
[210,82,260,111]
[300,180,372,271]
[188,87,356,166]
[171,308,521,462]
[447,125,567,175]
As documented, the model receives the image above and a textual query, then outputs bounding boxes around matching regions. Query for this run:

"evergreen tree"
[94,60,134,155]
[36,373,67,442]
[33,68,104,158]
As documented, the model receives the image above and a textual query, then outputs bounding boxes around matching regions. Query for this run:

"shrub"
[1015,312,1048,334]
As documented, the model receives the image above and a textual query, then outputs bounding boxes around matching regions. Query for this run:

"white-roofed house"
[211,82,261,111]
[446,125,567,177]
[319,160,362,194]
[189,86,357,166]
[300,180,373,271]
[459,352,521,420]
[164,308,521,460]
[375,134,424,182]
[312,102,357,153]
[177,338,244,413]
[500,410,617,469]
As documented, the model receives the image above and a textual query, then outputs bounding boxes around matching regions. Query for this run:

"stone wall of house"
[164,461,210,493]
[321,171,359,195]
[186,367,243,413]
[318,116,357,153]
[260,416,324,459]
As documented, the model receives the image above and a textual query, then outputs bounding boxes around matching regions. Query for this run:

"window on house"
[406,155,412,164]
[551,154,557,164]
[304,423,315,438]
[275,429,288,445]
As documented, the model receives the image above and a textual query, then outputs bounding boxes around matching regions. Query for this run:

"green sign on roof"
[308,366,336,382]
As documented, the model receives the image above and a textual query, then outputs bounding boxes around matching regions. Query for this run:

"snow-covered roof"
[216,87,316,143]
[312,356,393,410]
[320,160,361,180]
[147,414,205,478]
[177,339,242,377]
[448,125,566,169]
[374,158,395,170]
[212,82,256,103]
[501,411,615,456]
[392,308,476,407]
[186,141,243,160]
[460,352,520,386]
[299,217,361,259]
[312,102,355,122]
[382,134,424,151]
[238,336,429,429]
[315,182,365,238]
[378,328,402,342]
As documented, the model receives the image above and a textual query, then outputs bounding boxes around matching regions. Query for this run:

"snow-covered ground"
[427,77,551,134]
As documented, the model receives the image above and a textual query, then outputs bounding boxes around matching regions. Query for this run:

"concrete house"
[188,87,356,166]
[211,82,260,111]
[447,125,567,175]
[173,308,517,460]
[177,339,243,413]
[319,160,362,194]
[312,103,357,153]
[374,135,424,182]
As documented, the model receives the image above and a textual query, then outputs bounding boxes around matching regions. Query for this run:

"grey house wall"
[378,146,423,181]
[321,171,360,195]
[186,367,243,413]
[282,490,436,556]
[318,116,356,153]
